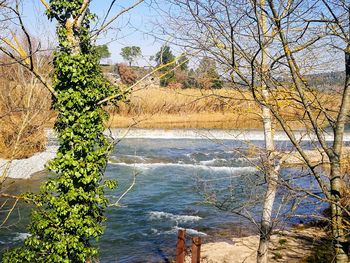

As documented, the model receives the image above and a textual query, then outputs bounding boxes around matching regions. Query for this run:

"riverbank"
[0,146,57,179]
[186,226,330,263]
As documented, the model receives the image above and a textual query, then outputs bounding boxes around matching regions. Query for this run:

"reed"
[0,62,52,159]
[106,86,339,129]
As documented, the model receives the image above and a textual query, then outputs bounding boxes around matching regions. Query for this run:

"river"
[0,129,334,262]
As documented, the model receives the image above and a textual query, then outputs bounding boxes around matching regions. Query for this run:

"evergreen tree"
[196,57,223,89]
[154,45,176,86]
[178,54,189,71]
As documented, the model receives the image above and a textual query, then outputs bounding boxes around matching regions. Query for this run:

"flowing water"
[0,130,329,262]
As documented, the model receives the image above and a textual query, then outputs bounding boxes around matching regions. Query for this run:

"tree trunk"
[257,92,279,263]
[330,45,350,263]
[256,1,279,262]
[330,162,349,263]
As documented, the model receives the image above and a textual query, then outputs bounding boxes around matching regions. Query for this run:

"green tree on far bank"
[120,46,141,66]
[154,45,176,86]
[196,57,222,89]
[96,44,111,61]
[154,45,175,66]
[178,53,189,71]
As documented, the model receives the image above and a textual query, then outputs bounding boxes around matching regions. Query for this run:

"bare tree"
[260,1,350,262]
[152,1,287,261]
[149,0,350,262]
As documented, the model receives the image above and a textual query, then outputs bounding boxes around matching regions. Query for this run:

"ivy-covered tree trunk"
[3,1,118,262]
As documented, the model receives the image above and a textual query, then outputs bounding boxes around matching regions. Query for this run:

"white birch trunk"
[257,91,279,263]
[256,1,279,262]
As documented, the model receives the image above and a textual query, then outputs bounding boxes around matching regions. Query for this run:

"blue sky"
[23,0,170,65]
[20,0,344,73]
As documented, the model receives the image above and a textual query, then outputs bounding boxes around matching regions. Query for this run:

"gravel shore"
[0,146,57,179]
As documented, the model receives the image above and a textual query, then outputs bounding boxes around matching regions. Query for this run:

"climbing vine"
[3,1,120,262]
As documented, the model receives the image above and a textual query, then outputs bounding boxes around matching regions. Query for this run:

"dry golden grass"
[0,62,52,159]
[106,87,261,129]
[107,113,262,129]
[106,87,339,129]
[0,122,48,159]
[117,87,252,114]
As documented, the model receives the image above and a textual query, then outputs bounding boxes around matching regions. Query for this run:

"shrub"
[168,82,183,89]
[117,63,137,85]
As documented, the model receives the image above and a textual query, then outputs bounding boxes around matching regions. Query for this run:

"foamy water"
[106,128,350,141]
[12,233,31,241]
[4,127,349,180]
[109,161,257,174]
[149,211,202,223]
[164,227,208,237]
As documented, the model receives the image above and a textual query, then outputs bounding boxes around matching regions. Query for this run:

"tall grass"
[117,87,253,114]
[0,61,52,159]
[106,86,339,129]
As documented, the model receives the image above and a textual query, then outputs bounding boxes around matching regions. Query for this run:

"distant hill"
[306,71,345,89]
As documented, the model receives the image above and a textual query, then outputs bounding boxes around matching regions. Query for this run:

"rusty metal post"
[176,229,186,263]
[191,236,201,263]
